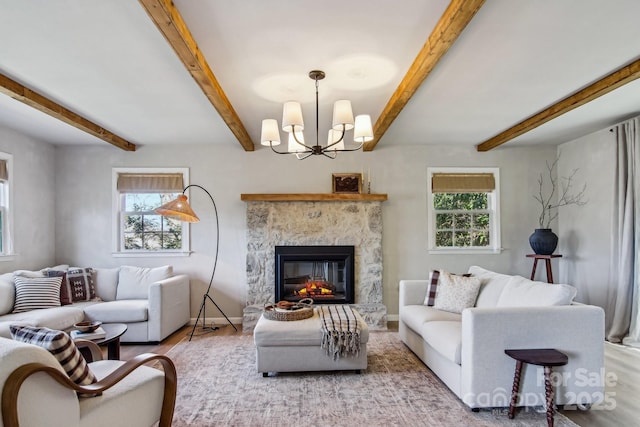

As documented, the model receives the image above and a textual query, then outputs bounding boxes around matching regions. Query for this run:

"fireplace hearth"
[275,245,354,304]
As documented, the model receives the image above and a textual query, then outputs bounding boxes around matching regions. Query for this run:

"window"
[0,153,13,259]
[112,168,190,256]
[427,167,500,254]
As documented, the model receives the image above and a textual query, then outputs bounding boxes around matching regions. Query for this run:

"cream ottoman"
[253,307,368,377]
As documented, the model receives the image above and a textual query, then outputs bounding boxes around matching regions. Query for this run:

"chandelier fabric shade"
[260,70,373,159]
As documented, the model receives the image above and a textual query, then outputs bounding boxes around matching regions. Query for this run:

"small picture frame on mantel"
[332,173,363,194]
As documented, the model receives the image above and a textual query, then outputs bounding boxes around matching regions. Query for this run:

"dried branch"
[534,157,587,228]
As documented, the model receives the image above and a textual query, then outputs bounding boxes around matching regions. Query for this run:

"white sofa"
[0,265,190,343]
[399,266,605,410]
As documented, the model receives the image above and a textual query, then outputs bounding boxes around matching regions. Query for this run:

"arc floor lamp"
[155,184,237,341]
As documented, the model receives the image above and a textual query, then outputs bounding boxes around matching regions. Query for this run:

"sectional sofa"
[399,266,605,410]
[0,264,190,342]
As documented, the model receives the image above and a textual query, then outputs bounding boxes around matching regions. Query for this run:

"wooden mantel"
[240,193,388,202]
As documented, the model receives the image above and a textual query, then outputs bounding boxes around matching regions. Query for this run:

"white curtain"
[608,117,640,345]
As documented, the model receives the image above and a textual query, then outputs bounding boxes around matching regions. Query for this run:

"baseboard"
[387,314,399,321]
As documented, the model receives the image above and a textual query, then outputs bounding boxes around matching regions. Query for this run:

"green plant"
[534,158,587,228]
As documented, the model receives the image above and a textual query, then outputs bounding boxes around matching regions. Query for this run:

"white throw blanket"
[318,305,362,360]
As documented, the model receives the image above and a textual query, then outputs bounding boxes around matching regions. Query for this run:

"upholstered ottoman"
[253,307,368,376]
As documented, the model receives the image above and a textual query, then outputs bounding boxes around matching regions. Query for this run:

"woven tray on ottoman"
[263,299,313,321]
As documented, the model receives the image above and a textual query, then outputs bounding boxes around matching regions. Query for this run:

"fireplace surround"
[242,194,388,331]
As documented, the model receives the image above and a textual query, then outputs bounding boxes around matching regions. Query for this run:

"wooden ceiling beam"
[138,0,254,152]
[477,58,640,151]
[364,0,486,151]
[0,73,136,151]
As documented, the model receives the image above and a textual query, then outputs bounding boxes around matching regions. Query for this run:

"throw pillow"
[496,275,578,307]
[433,271,481,314]
[46,270,71,305]
[424,270,472,306]
[66,267,97,302]
[116,265,173,300]
[10,325,97,386]
[12,276,63,313]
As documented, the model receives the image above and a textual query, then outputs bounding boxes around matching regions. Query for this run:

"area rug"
[166,331,578,426]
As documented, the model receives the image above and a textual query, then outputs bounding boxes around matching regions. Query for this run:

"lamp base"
[189,292,237,341]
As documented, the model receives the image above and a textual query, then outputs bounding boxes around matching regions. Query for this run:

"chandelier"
[260,70,374,160]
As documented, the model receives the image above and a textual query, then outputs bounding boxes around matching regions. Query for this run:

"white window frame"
[0,152,14,261]
[427,167,501,254]
[112,167,190,257]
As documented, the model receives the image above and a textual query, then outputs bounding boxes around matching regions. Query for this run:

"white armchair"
[0,337,176,427]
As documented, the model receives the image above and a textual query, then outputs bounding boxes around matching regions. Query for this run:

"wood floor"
[119,323,637,427]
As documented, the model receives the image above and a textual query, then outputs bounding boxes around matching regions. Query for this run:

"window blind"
[431,172,495,193]
[116,173,183,193]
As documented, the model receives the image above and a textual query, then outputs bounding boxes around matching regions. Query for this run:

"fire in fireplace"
[275,245,355,304]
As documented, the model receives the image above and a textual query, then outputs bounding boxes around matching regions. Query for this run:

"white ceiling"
[0,0,639,151]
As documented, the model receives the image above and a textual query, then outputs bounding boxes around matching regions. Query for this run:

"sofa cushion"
[83,300,149,323]
[496,275,577,307]
[94,267,120,301]
[116,265,172,300]
[467,266,513,308]
[12,276,63,313]
[434,271,481,314]
[10,325,98,386]
[399,305,461,333]
[0,306,85,335]
[66,267,97,302]
[0,272,15,315]
[420,320,462,365]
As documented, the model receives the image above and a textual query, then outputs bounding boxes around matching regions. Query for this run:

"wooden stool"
[505,348,568,427]
[526,254,562,283]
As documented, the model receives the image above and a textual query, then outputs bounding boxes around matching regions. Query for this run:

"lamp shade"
[282,101,304,133]
[155,194,200,223]
[353,114,374,143]
[327,129,345,151]
[288,131,306,153]
[332,100,354,131]
[260,119,281,146]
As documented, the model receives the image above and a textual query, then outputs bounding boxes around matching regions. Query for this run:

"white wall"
[558,128,616,310]
[54,142,557,320]
[0,126,56,271]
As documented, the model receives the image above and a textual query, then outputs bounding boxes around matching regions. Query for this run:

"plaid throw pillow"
[66,267,97,302]
[9,325,98,386]
[12,276,63,313]
[424,270,472,306]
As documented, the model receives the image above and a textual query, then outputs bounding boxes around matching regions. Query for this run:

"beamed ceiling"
[0,0,639,152]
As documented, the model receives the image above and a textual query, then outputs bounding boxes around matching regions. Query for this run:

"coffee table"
[76,323,128,360]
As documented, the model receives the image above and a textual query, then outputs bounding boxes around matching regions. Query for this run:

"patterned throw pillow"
[12,276,63,313]
[424,270,472,306]
[66,267,97,302]
[9,325,98,386]
[46,270,71,305]
[433,271,481,314]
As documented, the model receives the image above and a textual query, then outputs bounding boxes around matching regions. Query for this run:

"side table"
[76,323,128,361]
[505,348,568,427]
[526,254,562,283]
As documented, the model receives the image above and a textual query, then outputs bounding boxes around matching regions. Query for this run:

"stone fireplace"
[241,193,387,331]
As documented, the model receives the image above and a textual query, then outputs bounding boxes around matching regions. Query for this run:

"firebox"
[275,245,355,304]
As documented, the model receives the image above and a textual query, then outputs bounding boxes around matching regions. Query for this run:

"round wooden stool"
[504,348,568,427]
